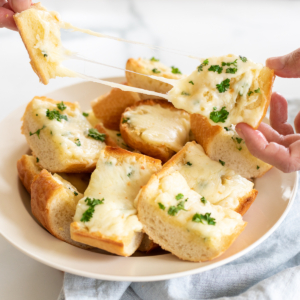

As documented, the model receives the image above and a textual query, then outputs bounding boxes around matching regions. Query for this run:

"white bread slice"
[161,142,257,215]
[13,3,73,85]
[22,96,106,173]
[126,58,184,100]
[91,83,140,131]
[168,54,275,129]
[137,170,246,262]
[190,114,272,179]
[70,146,162,256]
[31,169,90,249]
[120,99,191,163]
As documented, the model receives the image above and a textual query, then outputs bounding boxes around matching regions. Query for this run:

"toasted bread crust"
[91,84,139,131]
[120,99,190,163]
[17,155,42,194]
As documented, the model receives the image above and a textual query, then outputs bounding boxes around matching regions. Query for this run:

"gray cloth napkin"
[58,100,300,300]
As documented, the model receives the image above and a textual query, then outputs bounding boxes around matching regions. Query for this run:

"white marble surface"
[1,0,300,299]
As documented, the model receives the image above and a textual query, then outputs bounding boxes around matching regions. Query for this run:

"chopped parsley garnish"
[226,67,237,74]
[189,81,194,85]
[257,165,260,170]
[36,157,39,163]
[239,56,247,62]
[158,203,165,210]
[80,197,104,222]
[152,68,161,74]
[57,101,67,111]
[46,109,68,122]
[74,191,78,196]
[168,201,187,216]
[224,127,230,131]
[201,197,207,204]
[150,57,159,62]
[236,137,243,144]
[127,170,134,177]
[175,193,184,200]
[87,128,106,141]
[192,212,216,225]
[82,112,89,117]
[208,65,223,74]
[186,162,192,166]
[181,91,190,96]
[198,59,209,72]
[41,51,47,57]
[213,107,217,110]
[36,114,38,116]
[75,138,81,146]
[222,59,237,67]
[248,91,253,96]
[219,159,225,166]
[216,78,230,93]
[122,118,130,124]
[171,66,182,74]
[116,133,121,137]
[255,87,261,93]
[210,107,229,123]
[29,125,46,139]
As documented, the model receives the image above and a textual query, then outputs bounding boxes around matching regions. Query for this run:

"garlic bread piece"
[126,58,184,100]
[163,142,257,215]
[71,147,162,256]
[31,169,89,249]
[137,170,246,262]
[91,84,140,131]
[168,54,275,128]
[190,114,272,179]
[120,100,190,163]
[22,97,106,173]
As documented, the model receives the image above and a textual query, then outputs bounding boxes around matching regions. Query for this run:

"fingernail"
[266,56,286,70]
[236,126,245,139]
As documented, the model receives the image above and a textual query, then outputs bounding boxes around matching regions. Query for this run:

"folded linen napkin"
[58,100,300,300]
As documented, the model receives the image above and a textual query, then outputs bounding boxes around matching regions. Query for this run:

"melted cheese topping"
[73,151,156,237]
[152,171,245,239]
[31,98,105,161]
[123,104,190,152]
[168,54,263,127]
[178,143,253,210]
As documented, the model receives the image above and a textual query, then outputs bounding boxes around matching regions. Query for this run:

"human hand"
[236,92,300,173]
[0,0,31,31]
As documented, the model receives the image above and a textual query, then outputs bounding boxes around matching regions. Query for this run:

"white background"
[1,0,300,299]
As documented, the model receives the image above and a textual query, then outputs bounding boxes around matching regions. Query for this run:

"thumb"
[8,0,31,13]
[266,48,300,78]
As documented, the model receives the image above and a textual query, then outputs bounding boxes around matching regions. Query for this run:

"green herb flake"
[210,106,229,123]
[168,201,187,216]
[198,59,209,72]
[29,125,46,139]
[150,57,159,62]
[248,91,254,96]
[255,87,261,93]
[152,68,161,74]
[158,202,165,210]
[57,101,67,111]
[236,137,243,144]
[208,65,223,74]
[116,133,121,137]
[189,81,194,85]
[122,118,130,124]
[186,162,192,166]
[213,107,217,110]
[46,109,68,122]
[224,127,230,131]
[36,114,38,116]
[192,212,216,225]
[36,157,39,163]
[257,165,260,170]
[219,159,225,166]
[127,170,134,177]
[201,197,207,204]
[181,91,190,96]
[171,66,182,74]
[80,197,104,222]
[175,193,184,200]
[216,78,230,93]
[75,138,81,146]
[239,56,247,62]
[222,59,237,67]
[87,128,106,142]
[74,191,78,196]
[226,67,237,74]
[82,112,89,117]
